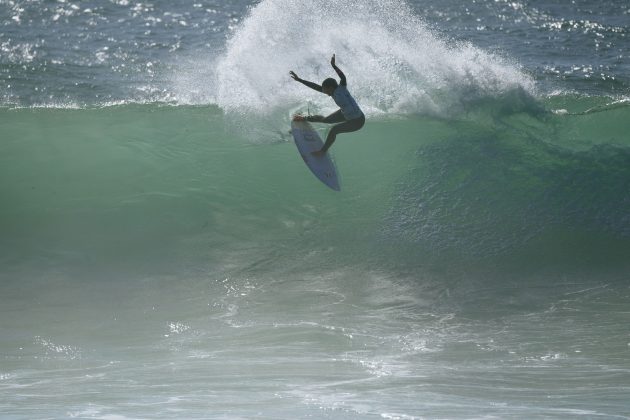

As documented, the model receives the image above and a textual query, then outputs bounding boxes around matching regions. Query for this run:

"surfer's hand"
[311,149,325,157]
[330,54,336,67]
[289,71,300,81]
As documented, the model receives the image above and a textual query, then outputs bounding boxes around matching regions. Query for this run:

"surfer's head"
[322,78,338,96]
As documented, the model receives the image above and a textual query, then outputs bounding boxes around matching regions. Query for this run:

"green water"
[1,100,630,418]
[2,99,629,268]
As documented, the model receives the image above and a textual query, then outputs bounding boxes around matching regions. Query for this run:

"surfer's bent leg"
[306,110,344,124]
[321,114,365,153]
[322,109,345,124]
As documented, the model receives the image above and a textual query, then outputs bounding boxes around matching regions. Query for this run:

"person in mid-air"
[290,54,365,156]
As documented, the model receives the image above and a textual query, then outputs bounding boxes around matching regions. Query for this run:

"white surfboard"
[291,120,340,191]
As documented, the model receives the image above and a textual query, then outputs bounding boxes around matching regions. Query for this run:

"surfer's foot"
[293,114,306,122]
[311,149,325,157]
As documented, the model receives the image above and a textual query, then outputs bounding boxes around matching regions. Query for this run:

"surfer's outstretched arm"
[330,54,346,86]
[289,71,322,92]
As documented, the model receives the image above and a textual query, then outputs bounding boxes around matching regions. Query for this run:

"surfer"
[290,54,365,156]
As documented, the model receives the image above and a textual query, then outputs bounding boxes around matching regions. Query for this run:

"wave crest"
[186,0,536,117]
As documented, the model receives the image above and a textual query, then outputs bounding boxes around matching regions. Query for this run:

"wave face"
[2,0,630,418]
[2,98,629,270]
[2,99,630,418]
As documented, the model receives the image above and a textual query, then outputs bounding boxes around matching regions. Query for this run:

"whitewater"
[1,0,630,418]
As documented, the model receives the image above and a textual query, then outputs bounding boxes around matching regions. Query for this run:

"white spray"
[176,0,534,119]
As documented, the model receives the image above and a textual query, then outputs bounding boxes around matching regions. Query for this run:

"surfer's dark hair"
[322,78,338,89]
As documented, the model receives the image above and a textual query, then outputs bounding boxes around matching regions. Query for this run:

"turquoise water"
[1,0,630,418]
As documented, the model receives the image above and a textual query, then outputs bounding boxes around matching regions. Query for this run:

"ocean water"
[1,0,630,418]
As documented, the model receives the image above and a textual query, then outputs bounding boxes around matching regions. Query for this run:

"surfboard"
[291,120,341,191]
